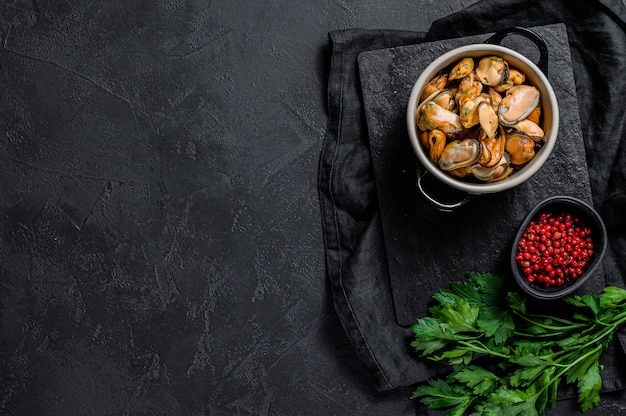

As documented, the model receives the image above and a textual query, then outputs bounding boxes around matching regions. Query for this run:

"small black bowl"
[510,196,608,300]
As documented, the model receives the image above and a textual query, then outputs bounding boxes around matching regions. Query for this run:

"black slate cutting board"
[357,24,603,327]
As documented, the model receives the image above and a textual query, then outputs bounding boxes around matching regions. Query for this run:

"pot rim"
[406,43,559,194]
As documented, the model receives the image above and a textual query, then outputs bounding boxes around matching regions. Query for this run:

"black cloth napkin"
[318,0,626,398]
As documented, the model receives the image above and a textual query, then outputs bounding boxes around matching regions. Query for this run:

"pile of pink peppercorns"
[515,211,594,287]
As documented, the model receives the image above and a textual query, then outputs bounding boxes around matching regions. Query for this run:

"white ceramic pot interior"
[407,44,559,194]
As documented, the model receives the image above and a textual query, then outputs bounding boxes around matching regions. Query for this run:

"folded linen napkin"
[318,0,626,402]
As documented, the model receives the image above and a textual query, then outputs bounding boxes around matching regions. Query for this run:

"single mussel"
[498,85,541,126]
[432,89,457,112]
[428,129,447,163]
[493,68,525,92]
[417,101,463,134]
[468,153,513,182]
[510,119,544,140]
[420,72,449,101]
[505,132,536,165]
[477,126,506,167]
[438,139,482,171]
[478,101,499,139]
[475,56,510,86]
[459,94,491,129]
[449,57,475,81]
[456,72,483,107]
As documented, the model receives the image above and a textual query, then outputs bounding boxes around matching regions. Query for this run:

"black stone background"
[1,1,625,416]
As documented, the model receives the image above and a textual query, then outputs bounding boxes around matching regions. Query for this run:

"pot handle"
[416,170,475,212]
[485,27,549,76]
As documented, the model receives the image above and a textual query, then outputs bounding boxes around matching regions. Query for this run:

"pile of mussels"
[415,55,545,182]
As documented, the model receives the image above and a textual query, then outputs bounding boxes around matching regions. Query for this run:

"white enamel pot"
[406,27,559,211]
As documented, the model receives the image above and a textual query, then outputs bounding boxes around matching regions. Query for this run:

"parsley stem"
[582,314,626,349]
[513,330,567,338]
[458,340,510,359]
[512,310,586,331]
[608,310,626,326]
[524,313,578,326]
[552,344,602,384]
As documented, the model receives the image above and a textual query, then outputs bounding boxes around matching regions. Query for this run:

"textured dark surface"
[1,2,625,416]
[0,1,475,415]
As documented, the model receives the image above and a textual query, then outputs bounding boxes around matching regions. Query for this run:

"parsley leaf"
[578,361,603,412]
[477,306,514,344]
[410,272,626,415]
[411,379,472,410]
[452,365,498,395]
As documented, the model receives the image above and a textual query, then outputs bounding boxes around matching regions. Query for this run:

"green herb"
[410,272,626,415]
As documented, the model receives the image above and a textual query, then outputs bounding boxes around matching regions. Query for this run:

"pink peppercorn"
[516,211,594,287]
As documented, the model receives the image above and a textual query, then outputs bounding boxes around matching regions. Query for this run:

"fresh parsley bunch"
[410,272,626,415]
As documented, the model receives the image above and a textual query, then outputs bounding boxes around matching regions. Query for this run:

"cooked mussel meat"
[432,89,457,112]
[477,126,506,167]
[526,105,541,125]
[478,101,499,139]
[510,119,544,139]
[415,54,547,183]
[498,85,540,126]
[505,133,536,165]
[468,153,513,182]
[448,167,471,178]
[418,130,430,148]
[438,139,482,171]
[475,56,509,86]
[417,101,463,134]
[420,72,449,101]
[488,87,502,107]
[493,68,525,92]
[449,57,474,81]
[459,94,491,129]
[456,72,483,107]
[428,129,446,163]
